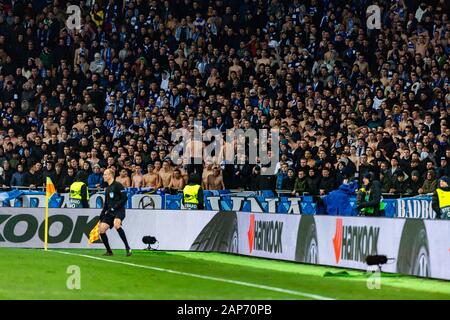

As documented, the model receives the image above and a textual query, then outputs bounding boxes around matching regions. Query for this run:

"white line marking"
[51,250,335,300]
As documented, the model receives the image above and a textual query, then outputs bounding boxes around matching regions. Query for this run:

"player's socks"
[100,233,112,253]
[116,227,130,250]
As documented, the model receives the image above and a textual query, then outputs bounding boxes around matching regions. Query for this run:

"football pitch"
[0,248,449,300]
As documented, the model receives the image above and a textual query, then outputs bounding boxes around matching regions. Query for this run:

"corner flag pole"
[44,177,56,251]
[44,185,49,251]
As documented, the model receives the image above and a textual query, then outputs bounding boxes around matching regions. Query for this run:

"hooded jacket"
[421,170,437,194]
[407,171,423,196]
[323,180,358,216]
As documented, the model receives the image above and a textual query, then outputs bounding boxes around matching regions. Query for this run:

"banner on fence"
[0,190,440,219]
[396,197,437,219]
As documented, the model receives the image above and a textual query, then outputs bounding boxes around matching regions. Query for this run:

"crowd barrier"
[0,188,438,219]
[0,208,448,281]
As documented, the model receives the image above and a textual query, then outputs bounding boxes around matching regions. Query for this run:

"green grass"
[0,248,449,300]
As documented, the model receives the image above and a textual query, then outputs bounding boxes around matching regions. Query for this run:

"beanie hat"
[440,176,450,184]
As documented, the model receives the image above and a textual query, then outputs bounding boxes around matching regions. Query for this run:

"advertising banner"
[0,208,216,250]
[131,194,164,210]
[236,213,300,261]
[190,212,450,280]
[422,220,450,280]
[0,208,448,280]
[310,216,403,273]
[294,215,450,280]
[396,197,437,219]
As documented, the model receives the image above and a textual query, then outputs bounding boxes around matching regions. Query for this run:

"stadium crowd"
[0,0,449,197]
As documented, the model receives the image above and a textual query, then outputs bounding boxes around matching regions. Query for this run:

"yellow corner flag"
[88,222,100,244]
[44,177,56,251]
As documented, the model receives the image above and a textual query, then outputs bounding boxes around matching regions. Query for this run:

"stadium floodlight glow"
[142,236,158,250]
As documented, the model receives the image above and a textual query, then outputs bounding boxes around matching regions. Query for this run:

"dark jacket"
[10,171,28,187]
[234,163,253,189]
[390,176,410,195]
[357,180,384,216]
[42,169,56,186]
[293,177,306,195]
[0,173,9,189]
[254,174,275,191]
[380,172,394,193]
[53,171,67,193]
[100,181,128,216]
[222,164,235,189]
[377,137,396,158]
[28,171,44,188]
[407,177,423,196]
[358,164,374,185]
[1,168,13,187]
[62,174,76,192]
[305,174,321,195]
[436,166,450,179]
[336,167,352,185]
[282,176,296,191]
[319,176,337,194]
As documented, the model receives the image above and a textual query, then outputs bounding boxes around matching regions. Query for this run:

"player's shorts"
[101,210,126,229]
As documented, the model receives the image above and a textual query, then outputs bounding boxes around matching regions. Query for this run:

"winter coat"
[323,181,358,216]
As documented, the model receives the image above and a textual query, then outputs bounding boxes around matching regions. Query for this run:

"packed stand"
[0,0,449,198]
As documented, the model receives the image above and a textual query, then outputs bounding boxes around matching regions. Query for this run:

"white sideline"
[51,250,335,300]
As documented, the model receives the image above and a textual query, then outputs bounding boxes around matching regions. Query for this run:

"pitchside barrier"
[0,190,439,219]
[0,208,448,280]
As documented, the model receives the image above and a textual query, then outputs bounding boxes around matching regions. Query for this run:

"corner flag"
[44,177,56,250]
